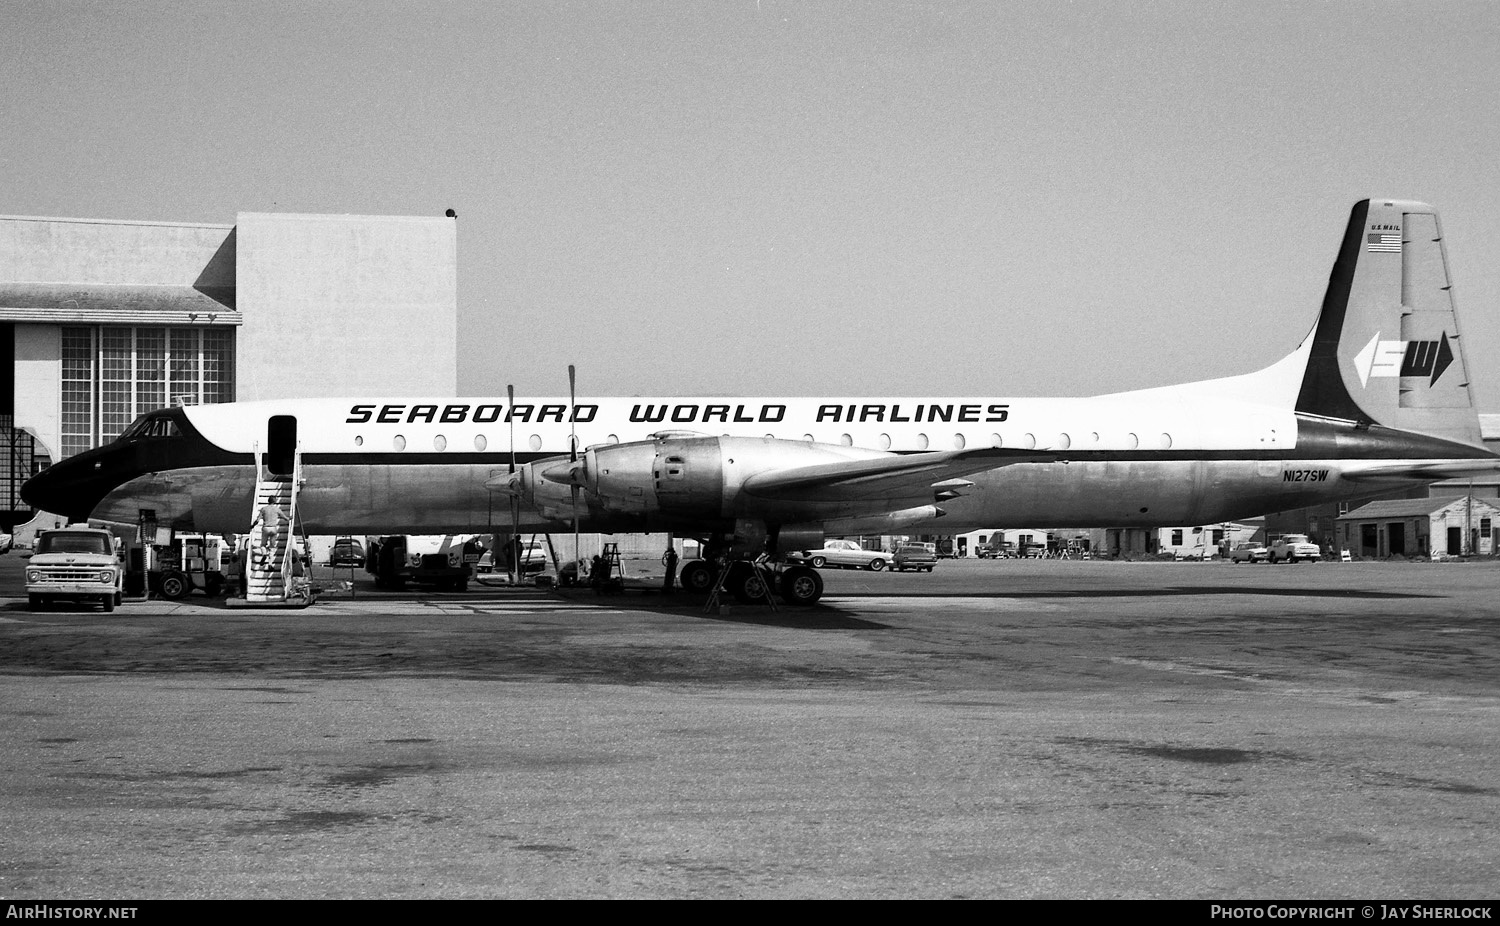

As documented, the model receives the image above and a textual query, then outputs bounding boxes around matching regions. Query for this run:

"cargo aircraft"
[22,199,1500,604]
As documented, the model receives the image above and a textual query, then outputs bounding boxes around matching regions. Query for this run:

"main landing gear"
[676,559,824,606]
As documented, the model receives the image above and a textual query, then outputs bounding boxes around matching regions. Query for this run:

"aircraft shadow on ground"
[829,587,1440,601]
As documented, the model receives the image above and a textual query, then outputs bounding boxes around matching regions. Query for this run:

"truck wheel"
[160,570,190,600]
[101,595,115,613]
[28,594,45,611]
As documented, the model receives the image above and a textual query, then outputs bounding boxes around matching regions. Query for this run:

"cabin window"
[916,433,930,450]
[1056,433,1071,450]
[878,433,892,450]
[474,435,487,451]
[990,433,1002,447]
[840,433,853,446]
[433,435,447,451]
[529,434,542,451]
[953,434,966,449]
[393,435,406,451]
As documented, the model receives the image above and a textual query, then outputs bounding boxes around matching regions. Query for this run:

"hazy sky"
[4,1,1499,409]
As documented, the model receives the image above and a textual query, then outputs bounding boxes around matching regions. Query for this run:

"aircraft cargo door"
[268,415,297,476]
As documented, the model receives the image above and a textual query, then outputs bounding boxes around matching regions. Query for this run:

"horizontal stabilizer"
[743,447,1052,502]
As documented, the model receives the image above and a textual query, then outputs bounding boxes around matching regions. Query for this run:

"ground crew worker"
[662,543,679,594]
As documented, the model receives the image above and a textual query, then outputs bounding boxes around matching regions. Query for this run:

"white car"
[1268,534,1321,563]
[1229,542,1269,563]
[788,539,888,571]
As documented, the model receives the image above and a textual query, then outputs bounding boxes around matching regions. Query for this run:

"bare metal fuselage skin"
[85,457,1406,536]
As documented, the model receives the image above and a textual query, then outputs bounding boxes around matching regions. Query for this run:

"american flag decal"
[1367,233,1401,253]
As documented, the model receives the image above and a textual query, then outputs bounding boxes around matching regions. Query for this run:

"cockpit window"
[121,414,182,440]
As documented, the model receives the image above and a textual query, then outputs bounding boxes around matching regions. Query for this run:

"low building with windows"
[1,211,458,533]
[1336,495,1500,560]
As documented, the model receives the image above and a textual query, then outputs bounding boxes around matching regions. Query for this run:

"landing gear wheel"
[868,558,886,572]
[160,570,190,600]
[678,560,715,594]
[729,562,772,603]
[779,566,824,606]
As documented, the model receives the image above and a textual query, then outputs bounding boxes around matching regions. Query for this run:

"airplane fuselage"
[54,392,1491,536]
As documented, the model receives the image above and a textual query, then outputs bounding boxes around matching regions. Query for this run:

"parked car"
[787,539,887,571]
[476,540,547,577]
[1228,542,1269,564]
[891,543,938,572]
[329,537,365,567]
[1268,534,1321,564]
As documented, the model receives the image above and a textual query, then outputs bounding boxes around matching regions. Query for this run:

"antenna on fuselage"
[508,383,520,588]
[568,364,580,579]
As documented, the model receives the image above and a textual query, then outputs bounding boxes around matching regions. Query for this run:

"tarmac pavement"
[0,556,1496,898]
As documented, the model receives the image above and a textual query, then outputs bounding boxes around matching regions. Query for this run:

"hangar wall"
[0,210,458,528]
[0,211,457,457]
[234,213,456,402]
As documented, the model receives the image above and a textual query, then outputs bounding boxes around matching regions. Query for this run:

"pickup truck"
[1268,534,1321,564]
[26,527,124,611]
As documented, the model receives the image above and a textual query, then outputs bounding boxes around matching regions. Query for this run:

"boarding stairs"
[242,442,310,605]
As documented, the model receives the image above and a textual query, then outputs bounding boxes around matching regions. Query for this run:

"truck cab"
[26,527,125,612]
[1269,533,1321,564]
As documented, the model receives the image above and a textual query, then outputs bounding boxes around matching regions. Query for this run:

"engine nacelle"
[526,433,954,537]
[576,434,899,522]
[772,525,826,555]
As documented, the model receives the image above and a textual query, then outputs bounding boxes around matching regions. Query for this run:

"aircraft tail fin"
[1295,199,1483,446]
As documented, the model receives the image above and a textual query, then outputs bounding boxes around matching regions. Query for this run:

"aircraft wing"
[741,447,1053,502]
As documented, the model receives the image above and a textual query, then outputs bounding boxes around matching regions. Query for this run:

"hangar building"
[0,211,458,532]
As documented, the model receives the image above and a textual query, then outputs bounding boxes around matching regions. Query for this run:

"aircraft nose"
[21,450,119,522]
